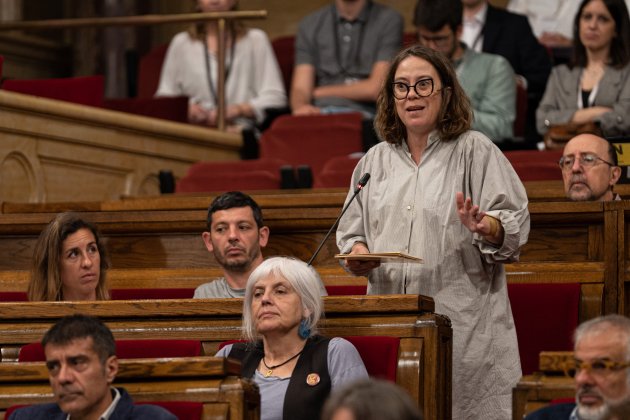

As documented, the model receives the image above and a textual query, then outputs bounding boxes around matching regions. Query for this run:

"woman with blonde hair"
[28,212,109,301]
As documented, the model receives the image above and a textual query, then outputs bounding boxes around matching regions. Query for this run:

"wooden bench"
[513,351,574,420]
[0,266,369,300]
[0,356,259,420]
[0,295,452,420]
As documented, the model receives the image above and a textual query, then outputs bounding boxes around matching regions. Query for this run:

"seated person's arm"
[291,64,320,115]
[312,61,390,102]
[571,106,614,125]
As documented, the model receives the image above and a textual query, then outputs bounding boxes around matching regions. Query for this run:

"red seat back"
[504,149,564,182]
[103,96,188,123]
[260,114,363,176]
[325,285,367,295]
[0,291,28,302]
[19,339,202,362]
[514,84,528,138]
[271,35,295,94]
[110,288,195,300]
[175,158,287,193]
[313,154,363,188]
[2,75,105,108]
[137,401,203,419]
[507,283,580,375]
[138,44,169,99]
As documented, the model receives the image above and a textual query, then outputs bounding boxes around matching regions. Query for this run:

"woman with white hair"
[215,256,367,420]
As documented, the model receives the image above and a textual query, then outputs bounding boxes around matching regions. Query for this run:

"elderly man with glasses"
[559,133,621,202]
[526,315,630,419]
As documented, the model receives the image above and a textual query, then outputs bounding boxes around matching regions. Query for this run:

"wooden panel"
[0,90,241,203]
[0,197,619,313]
[0,295,451,419]
[0,357,258,420]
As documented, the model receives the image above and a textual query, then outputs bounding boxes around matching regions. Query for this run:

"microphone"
[307,173,370,266]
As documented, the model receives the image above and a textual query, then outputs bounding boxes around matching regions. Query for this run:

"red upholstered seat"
[18,339,202,362]
[514,84,528,138]
[325,285,367,295]
[2,75,105,108]
[343,336,399,381]
[0,291,28,302]
[510,161,563,181]
[103,96,188,123]
[260,114,363,176]
[271,35,295,94]
[137,44,169,99]
[504,149,564,182]
[110,288,195,300]
[313,154,363,189]
[137,401,203,420]
[507,283,580,375]
[6,402,203,420]
[219,335,398,382]
[175,158,287,193]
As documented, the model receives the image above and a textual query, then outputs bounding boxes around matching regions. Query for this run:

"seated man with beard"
[526,314,630,419]
[559,134,622,202]
[193,192,270,298]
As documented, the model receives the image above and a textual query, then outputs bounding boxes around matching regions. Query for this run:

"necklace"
[262,349,304,377]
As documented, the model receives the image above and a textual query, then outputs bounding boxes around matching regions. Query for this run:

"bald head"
[560,134,621,202]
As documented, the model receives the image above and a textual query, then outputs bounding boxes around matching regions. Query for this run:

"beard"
[214,245,260,273]
[577,386,630,420]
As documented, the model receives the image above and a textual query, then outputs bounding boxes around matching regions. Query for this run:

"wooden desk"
[0,295,452,420]
[512,351,574,419]
[0,356,259,420]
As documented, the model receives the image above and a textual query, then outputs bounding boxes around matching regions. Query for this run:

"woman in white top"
[536,0,630,137]
[155,0,287,132]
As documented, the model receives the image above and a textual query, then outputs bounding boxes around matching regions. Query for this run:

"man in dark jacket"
[461,0,552,144]
[9,315,176,420]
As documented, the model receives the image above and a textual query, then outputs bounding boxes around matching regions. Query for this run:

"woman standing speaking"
[337,45,530,419]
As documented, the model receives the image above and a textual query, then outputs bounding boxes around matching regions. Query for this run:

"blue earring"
[298,318,311,339]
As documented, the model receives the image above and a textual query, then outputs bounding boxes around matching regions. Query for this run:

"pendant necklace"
[262,349,304,378]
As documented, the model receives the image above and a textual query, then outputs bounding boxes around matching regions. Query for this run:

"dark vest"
[228,336,332,420]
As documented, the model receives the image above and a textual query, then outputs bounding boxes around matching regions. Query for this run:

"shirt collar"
[67,387,121,420]
[569,405,578,420]
[464,2,488,26]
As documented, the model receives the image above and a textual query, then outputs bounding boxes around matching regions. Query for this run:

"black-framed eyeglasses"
[558,153,615,172]
[392,78,436,100]
[563,358,630,378]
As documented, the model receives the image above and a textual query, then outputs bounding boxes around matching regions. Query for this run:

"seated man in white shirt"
[193,191,269,298]
[8,315,176,420]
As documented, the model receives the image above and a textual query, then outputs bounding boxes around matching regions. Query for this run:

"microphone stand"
[307,173,370,266]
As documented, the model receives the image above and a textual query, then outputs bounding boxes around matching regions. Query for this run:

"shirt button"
[343,35,351,43]
[407,205,412,210]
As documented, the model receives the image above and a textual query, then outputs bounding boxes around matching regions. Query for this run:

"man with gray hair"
[526,314,630,419]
